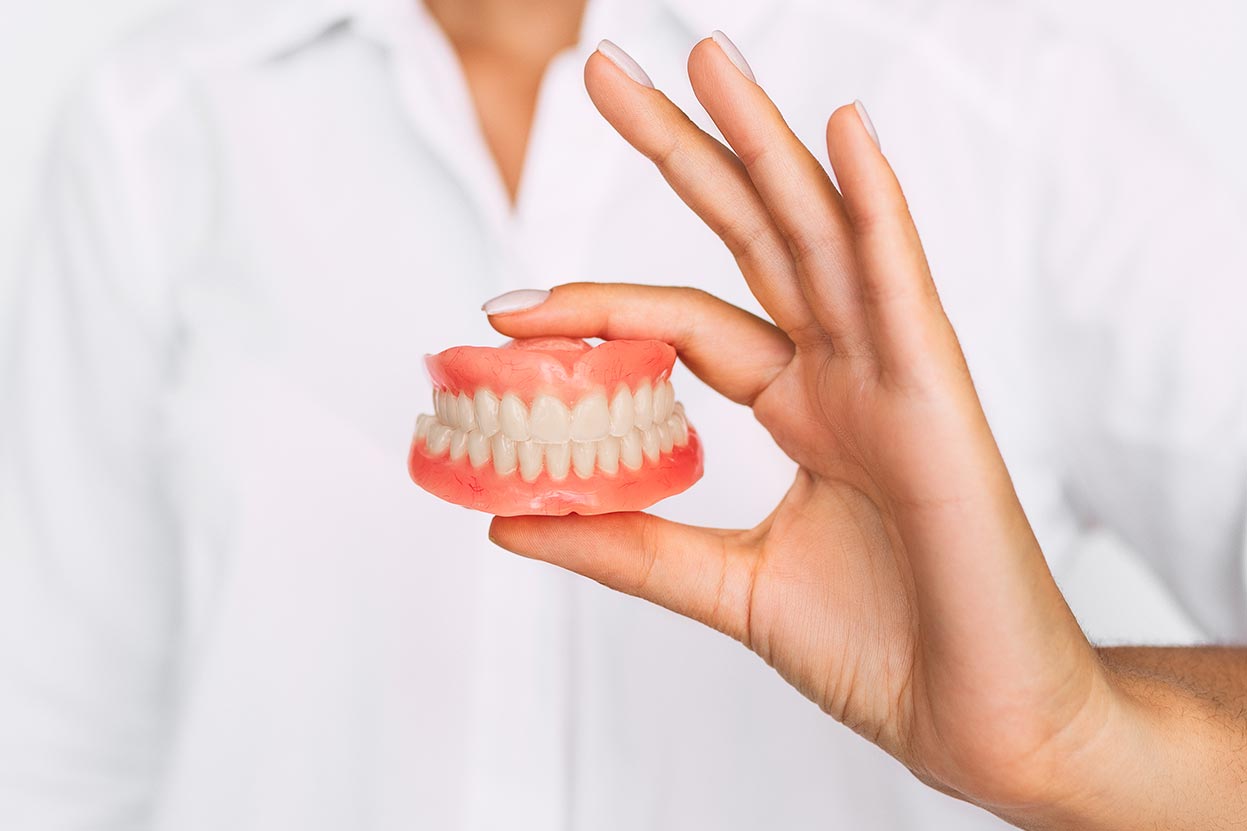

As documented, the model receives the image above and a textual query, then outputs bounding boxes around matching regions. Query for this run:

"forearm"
[1024,647,1247,831]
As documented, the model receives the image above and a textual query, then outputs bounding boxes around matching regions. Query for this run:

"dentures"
[408,337,704,516]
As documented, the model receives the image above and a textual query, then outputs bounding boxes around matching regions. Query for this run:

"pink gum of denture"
[409,337,704,516]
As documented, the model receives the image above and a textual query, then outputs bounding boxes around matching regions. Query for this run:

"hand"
[488,38,1129,827]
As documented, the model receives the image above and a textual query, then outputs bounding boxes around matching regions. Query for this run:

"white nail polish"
[597,39,654,88]
[711,30,756,83]
[481,289,551,315]
[854,100,880,150]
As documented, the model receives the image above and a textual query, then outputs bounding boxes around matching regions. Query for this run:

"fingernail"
[854,100,880,149]
[711,30,756,83]
[597,40,654,88]
[482,288,551,315]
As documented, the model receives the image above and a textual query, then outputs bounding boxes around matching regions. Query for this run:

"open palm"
[488,38,1110,822]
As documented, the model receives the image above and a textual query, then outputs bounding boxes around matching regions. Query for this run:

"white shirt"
[2,0,1245,828]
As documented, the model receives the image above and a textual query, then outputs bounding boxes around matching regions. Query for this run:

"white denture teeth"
[572,440,597,479]
[570,392,610,441]
[658,421,674,454]
[427,422,453,455]
[449,430,469,461]
[517,439,543,482]
[654,381,675,422]
[457,393,477,432]
[544,442,572,481]
[466,430,490,468]
[475,389,500,436]
[500,392,530,441]
[529,395,571,443]
[609,385,634,436]
[418,378,693,479]
[641,425,661,463]
[597,435,621,475]
[620,429,643,470]
[633,381,653,430]
[492,433,518,475]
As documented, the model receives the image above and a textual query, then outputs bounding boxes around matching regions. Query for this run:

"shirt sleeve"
[1030,39,1247,640]
[0,70,200,827]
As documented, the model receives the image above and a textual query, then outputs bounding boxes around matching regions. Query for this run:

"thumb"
[489,512,754,643]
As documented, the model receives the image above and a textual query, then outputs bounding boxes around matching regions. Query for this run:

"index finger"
[485,282,794,406]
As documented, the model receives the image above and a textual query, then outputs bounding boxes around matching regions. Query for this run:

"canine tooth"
[529,394,571,443]
[596,436,620,475]
[658,421,674,453]
[457,393,477,432]
[427,423,453,455]
[620,430,643,470]
[545,442,572,481]
[671,411,689,447]
[500,392,530,441]
[449,430,468,461]
[609,385,634,437]
[492,434,517,475]
[475,389,500,436]
[466,430,490,467]
[654,381,675,422]
[572,441,597,479]
[435,390,455,425]
[517,440,543,482]
[641,425,660,463]
[571,392,610,441]
[415,413,434,441]
[633,382,653,430]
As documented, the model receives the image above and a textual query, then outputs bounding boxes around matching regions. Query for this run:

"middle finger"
[689,35,871,355]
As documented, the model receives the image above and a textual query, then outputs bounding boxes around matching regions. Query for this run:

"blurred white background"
[1,0,1244,645]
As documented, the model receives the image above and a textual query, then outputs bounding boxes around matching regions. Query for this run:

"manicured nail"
[482,289,551,315]
[854,100,880,149]
[597,40,654,88]
[711,30,756,83]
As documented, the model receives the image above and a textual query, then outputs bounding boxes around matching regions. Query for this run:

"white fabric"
[2,0,1245,828]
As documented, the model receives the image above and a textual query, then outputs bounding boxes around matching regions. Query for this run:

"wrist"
[1002,652,1246,831]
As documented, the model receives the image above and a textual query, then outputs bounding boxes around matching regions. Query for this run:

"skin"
[425,0,586,200]
[477,35,1247,831]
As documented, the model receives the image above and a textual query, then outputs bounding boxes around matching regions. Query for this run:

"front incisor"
[571,391,611,441]
[529,394,571,443]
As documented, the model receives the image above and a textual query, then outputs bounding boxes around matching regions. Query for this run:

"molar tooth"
[671,411,689,447]
[517,440,543,482]
[633,382,653,430]
[572,441,597,479]
[571,391,610,441]
[492,434,517,475]
[609,385,634,437]
[456,393,477,432]
[654,381,675,422]
[500,392,530,441]
[466,430,490,468]
[475,389,500,437]
[449,430,469,461]
[426,423,453,455]
[658,421,674,454]
[544,442,572,481]
[620,430,643,470]
[641,425,660,463]
[596,436,620,475]
[529,394,571,443]
[415,413,434,441]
